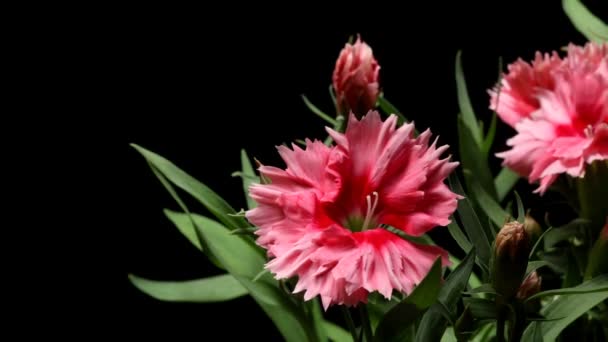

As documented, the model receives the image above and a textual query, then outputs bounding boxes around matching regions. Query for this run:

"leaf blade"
[128,274,248,303]
[563,0,608,42]
[374,258,443,342]
[455,51,482,145]
[495,168,520,202]
[415,249,477,342]
[240,149,258,209]
[302,94,337,125]
[164,210,312,342]
[521,274,608,341]
[131,144,248,230]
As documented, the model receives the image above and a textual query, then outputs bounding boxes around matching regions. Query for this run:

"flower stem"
[341,307,358,342]
[496,313,506,342]
[359,305,373,342]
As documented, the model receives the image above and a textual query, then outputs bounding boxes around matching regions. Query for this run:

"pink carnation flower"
[247,112,460,309]
[489,52,563,127]
[496,42,608,194]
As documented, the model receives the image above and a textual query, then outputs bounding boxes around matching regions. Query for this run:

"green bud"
[491,221,530,299]
[524,213,542,242]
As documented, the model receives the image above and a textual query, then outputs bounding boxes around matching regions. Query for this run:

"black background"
[76,2,607,339]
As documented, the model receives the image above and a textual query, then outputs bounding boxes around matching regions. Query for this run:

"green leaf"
[377,95,408,125]
[521,274,608,341]
[525,274,608,302]
[462,298,497,320]
[146,161,223,267]
[240,149,258,209]
[481,112,497,157]
[541,250,568,275]
[438,249,477,307]
[440,327,458,342]
[128,274,248,302]
[164,210,313,342]
[530,227,554,258]
[563,0,608,42]
[469,180,510,228]
[374,258,443,342]
[449,174,491,271]
[514,191,525,223]
[308,299,328,342]
[543,218,589,250]
[329,84,337,108]
[458,117,498,201]
[472,322,495,342]
[464,284,496,295]
[526,260,551,276]
[302,94,337,126]
[131,144,248,230]
[406,258,444,309]
[415,249,476,342]
[447,220,473,254]
[495,168,520,202]
[531,322,543,342]
[324,321,352,342]
[324,115,346,145]
[449,254,482,290]
[232,275,283,306]
[455,50,482,145]
[563,252,582,288]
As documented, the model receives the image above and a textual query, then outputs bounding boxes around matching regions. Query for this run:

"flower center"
[344,192,379,232]
[584,124,594,138]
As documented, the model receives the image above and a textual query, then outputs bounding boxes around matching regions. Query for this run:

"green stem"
[359,305,373,342]
[508,302,525,342]
[341,307,358,342]
[497,312,505,342]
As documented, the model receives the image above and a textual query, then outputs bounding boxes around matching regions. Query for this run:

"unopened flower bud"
[524,213,542,242]
[491,221,530,299]
[584,218,608,279]
[516,271,541,300]
[332,36,380,117]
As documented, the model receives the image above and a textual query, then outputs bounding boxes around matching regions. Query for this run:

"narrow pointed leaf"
[329,84,337,107]
[530,227,554,258]
[309,299,328,342]
[455,51,482,145]
[240,149,258,209]
[469,180,510,227]
[524,274,608,302]
[449,174,491,270]
[462,298,497,319]
[374,258,443,342]
[481,112,497,157]
[464,284,496,295]
[514,191,525,223]
[543,218,589,249]
[325,321,352,342]
[131,144,248,230]
[521,274,608,341]
[495,168,519,201]
[301,94,337,125]
[377,95,408,124]
[526,260,551,275]
[415,249,476,342]
[458,117,498,200]
[129,274,248,302]
[447,220,472,254]
[164,210,312,342]
[563,0,608,42]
